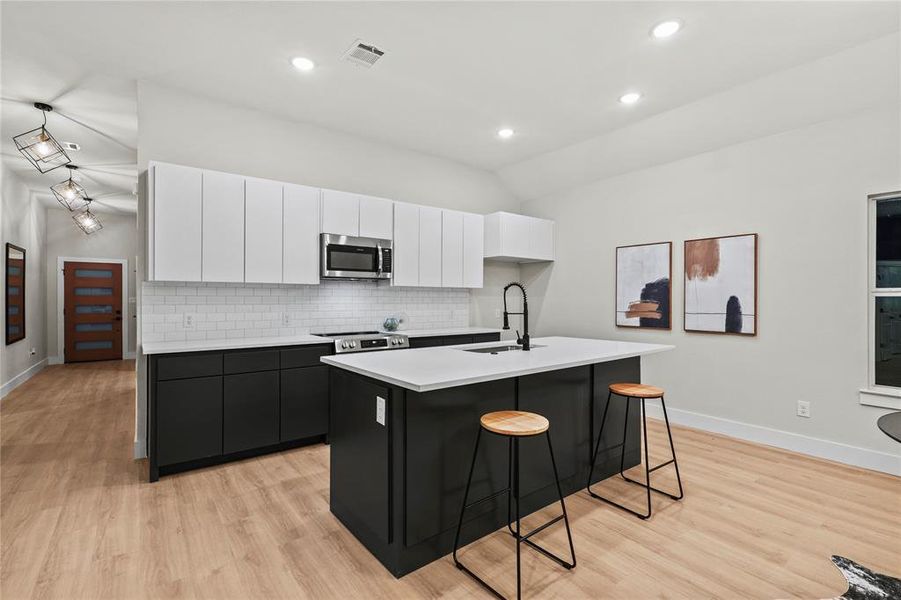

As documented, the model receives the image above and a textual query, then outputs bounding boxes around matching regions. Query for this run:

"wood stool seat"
[480,410,550,436]
[609,382,664,398]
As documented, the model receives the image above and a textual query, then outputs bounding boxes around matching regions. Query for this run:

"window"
[865,191,901,407]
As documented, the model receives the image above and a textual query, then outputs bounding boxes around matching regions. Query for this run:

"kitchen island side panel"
[328,355,643,577]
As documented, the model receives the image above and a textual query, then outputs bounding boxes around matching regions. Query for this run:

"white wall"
[0,165,47,397]
[133,82,521,456]
[44,208,137,360]
[520,107,901,471]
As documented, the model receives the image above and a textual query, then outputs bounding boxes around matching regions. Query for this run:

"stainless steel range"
[315,330,410,354]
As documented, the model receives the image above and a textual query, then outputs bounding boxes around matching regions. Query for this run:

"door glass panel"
[7,266,21,276]
[75,268,113,278]
[8,325,20,335]
[875,296,901,387]
[8,286,19,295]
[75,304,113,314]
[7,306,19,315]
[75,341,113,350]
[74,287,113,296]
[876,197,901,288]
[75,323,113,332]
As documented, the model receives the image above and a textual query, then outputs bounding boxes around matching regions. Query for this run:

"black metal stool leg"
[514,437,521,600]
[618,396,632,478]
[621,396,684,501]
[586,391,613,489]
[507,437,517,537]
[660,396,684,500]
[641,398,651,518]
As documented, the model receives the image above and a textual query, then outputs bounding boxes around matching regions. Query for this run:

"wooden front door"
[64,261,123,362]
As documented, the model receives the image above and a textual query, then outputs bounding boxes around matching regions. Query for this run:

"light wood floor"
[2,361,899,599]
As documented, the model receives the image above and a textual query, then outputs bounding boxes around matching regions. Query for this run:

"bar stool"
[586,383,683,520]
[453,410,576,599]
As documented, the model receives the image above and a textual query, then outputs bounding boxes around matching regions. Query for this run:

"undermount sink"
[463,344,545,354]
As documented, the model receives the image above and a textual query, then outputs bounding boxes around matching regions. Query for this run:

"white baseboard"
[645,405,901,476]
[48,355,63,365]
[133,439,147,459]
[0,358,48,400]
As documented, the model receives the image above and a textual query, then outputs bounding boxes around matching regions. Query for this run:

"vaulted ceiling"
[2,1,898,213]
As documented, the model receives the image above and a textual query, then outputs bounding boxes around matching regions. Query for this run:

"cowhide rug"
[830,555,901,600]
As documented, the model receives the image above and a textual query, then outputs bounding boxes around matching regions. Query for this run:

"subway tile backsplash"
[140,281,470,343]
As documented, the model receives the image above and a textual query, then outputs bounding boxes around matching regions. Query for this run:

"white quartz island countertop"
[321,336,674,392]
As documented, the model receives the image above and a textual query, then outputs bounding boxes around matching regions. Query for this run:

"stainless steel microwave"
[320,234,392,280]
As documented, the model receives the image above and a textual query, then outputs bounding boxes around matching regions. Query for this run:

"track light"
[51,165,89,211]
[12,102,70,173]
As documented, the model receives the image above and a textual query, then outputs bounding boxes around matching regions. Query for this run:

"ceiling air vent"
[63,142,80,151]
[342,39,385,68]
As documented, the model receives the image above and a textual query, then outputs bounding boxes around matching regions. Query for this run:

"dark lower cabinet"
[281,365,329,441]
[409,332,499,348]
[157,376,223,466]
[409,336,444,348]
[223,371,280,454]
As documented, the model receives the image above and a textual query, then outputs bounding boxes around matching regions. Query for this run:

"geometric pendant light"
[51,165,89,211]
[12,102,70,173]
[72,202,103,234]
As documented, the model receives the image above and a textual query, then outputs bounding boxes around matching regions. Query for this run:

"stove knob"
[391,338,397,345]
[341,342,348,349]
[350,341,357,348]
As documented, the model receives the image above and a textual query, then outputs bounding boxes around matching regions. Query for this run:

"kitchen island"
[322,336,673,576]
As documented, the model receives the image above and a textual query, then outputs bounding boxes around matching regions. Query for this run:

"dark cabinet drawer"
[156,353,222,380]
[281,366,329,441]
[281,345,332,369]
[156,377,223,466]
[472,333,501,344]
[409,336,444,348]
[224,350,279,374]
[223,371,280,453]
[443,335,473,345]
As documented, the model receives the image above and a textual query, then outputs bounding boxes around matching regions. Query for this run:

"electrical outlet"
[797,400,811,418]
[376,396,386,426]
[494,308,502,319]
[183,313,195,330]
[282,312,291,327]
[30,348,36,356]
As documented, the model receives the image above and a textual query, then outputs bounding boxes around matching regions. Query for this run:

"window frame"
[862,191,901,409]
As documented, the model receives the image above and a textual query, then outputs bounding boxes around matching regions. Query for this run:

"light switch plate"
[376,396,386,426]
[797,400,811,418]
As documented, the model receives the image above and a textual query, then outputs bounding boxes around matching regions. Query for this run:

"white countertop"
[320,336,674,392]
[389,327,503,338]
[142,334,329,355]
[141,327,503,355]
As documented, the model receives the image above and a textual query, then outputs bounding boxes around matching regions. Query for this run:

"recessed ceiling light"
[619,92,642,105]
[291,56,315,72]
[497,128,515,139]
[651,20,682,39]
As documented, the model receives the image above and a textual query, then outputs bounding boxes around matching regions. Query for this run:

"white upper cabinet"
[462,213,484,288]
[321,189,360,236]
[321,190,394,239]
[441,210,464,288]
[484,211,555,262]
[283,184,321,285]
[245,177,284,283]
[201,170,245,283]
[419,206,443,287]
[151,162,203,282]
[359,195,394,239]
[392,202,420,287]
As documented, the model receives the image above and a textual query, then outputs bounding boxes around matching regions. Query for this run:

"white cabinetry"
[320,189,359,236]
[201,170,244,283]
[245,178,284,283]
[321,190,394,239]
[359,195,394,239]
[484,211,555,262]
[151,162,203,282]
[441,210,464,288]
[283,184,321,284]
[462,213,484,288]
[419,206,443,287]
[392,202,420,287]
